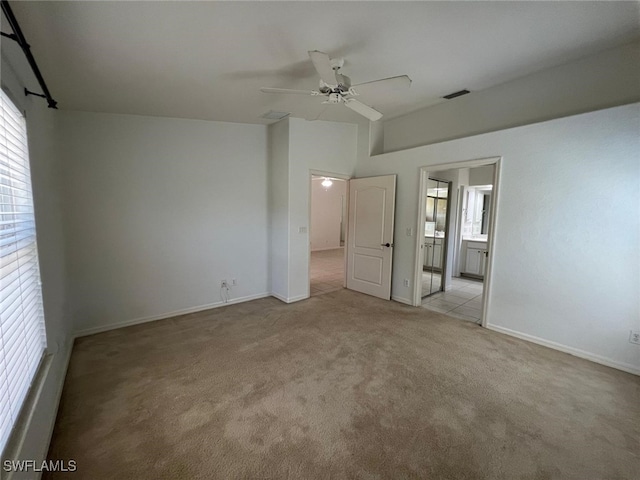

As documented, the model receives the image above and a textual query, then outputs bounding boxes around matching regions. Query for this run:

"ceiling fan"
[260,50,411,121]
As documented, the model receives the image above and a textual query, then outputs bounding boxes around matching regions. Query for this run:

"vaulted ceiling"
[3,1,639,125]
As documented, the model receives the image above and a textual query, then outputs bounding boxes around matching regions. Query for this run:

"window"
[0,89,47,454]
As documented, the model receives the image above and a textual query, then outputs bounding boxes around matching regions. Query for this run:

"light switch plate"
[298,226,307,234]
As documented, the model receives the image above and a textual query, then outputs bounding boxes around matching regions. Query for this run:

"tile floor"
[421,275,484,324]
[310,248,344,297]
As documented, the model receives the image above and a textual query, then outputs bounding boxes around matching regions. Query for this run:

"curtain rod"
[1,0,57,109]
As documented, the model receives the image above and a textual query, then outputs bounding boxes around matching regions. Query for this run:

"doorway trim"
[308,169,351,298]
[412,157,502,329]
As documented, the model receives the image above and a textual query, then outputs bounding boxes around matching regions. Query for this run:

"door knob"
[381,243,392,247]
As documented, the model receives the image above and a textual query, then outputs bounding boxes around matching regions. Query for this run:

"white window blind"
[0,89,46,455]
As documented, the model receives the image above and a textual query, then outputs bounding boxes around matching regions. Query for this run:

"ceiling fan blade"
[260,87,316,95]
[308,50,337,86]
[344,98,383,121]
[352,75,412,97]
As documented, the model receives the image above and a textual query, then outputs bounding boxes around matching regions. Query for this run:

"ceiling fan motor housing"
[319,73,351,94]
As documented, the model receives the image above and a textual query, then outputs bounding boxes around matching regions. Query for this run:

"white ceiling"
[3,1,639,125]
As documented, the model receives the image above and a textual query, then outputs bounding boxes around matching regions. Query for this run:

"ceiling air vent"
[443,89,470,100]
[260,110,290,120]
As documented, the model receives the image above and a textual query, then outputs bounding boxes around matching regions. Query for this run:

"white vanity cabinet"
[462,240,487,278]
[424,237,444,270]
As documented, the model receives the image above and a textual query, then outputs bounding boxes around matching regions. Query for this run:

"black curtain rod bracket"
[24,88,46,99]
[1,0,58,109]
[1,31,18,41]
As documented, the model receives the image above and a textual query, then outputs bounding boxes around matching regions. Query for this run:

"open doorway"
[309,175,347,297]
[413,159,500,326]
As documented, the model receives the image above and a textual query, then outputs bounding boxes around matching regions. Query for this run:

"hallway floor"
[310,248,344,297]
[421,276,484,323]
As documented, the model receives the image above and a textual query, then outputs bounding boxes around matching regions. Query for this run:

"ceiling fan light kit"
[260,50,411,122]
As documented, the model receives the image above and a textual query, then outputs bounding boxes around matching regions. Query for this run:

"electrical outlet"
[403,279,410,287]
[221,280,228,288]
[630,331,640,345]
[406,227,413,236]
[231,279,237,286]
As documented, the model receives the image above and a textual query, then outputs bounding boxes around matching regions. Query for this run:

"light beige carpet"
[46,289,639,479]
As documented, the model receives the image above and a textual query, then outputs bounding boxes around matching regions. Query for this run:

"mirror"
[423,178,450,297]
[469,187,491,236]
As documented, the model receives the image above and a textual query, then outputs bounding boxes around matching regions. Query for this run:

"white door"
[346,175,396,300]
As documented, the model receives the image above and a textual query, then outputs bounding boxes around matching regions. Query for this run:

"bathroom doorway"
[412,158,500,327]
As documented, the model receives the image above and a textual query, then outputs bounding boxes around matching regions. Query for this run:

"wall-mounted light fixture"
[321,178,333,188]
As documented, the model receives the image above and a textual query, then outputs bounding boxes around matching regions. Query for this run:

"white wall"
[1,55,71,477]
[268,119,290,301]
[356,103,640,374]
[310,177,346,251]
[56,111,269,335]
[383,41,640,152]
[287,118,358,301]
[268,118,358,303]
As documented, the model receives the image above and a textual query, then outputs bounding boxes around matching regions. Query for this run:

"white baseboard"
[270,292,288,303]
[74,292,271,338]
[486,324,640,376]
[310,246,344,252]
[287,294,309,303]
[271,292,309,304]
[392,295,413,306]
